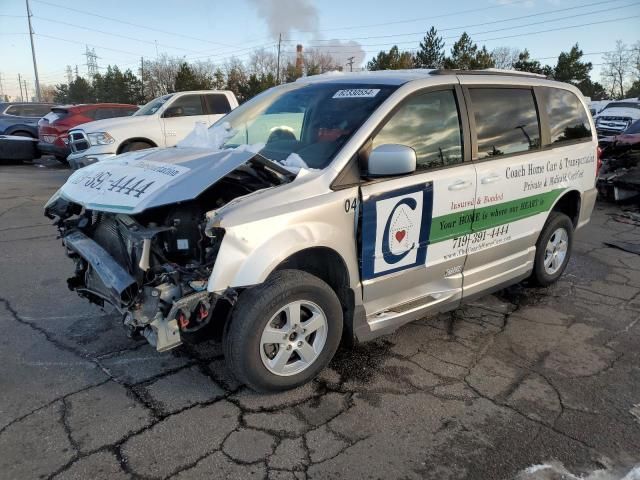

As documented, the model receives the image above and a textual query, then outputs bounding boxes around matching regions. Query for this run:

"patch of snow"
[622,466,640,480]
[517,461,640,480]
[233,142,265,154]
[523,464,553,474]
[176,121,236,150]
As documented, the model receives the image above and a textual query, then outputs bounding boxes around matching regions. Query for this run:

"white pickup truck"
[67,90,238,169]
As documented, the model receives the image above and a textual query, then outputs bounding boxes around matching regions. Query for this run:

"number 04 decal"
[344,198,357,213]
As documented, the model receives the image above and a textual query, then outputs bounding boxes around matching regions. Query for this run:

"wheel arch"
[117,137,157,154]
[549,189,581,227]
[274,247,355,344]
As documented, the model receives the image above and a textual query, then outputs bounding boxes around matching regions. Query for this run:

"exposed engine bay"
[45,162,286,351]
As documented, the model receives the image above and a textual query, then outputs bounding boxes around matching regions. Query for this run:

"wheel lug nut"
[297,341,303,347]
[286,345,292,350]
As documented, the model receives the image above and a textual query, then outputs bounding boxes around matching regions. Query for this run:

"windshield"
[215,82,396,169]
[134,94,173,116]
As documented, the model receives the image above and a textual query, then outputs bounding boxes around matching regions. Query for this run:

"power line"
[32,15,213,55]
[286,0,639,42]
[31,0,236,48]
[287,3,640,49]
[291,0,536,33]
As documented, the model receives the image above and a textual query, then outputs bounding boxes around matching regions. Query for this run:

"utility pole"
[276,33,282,84]
[346,56,355,72]
[75,65,79,78]
[18,74,23,101]
[154,40,159,58]
[66,65,73,83]
[23,80,29,101]
[140,57,144,101]
[25,0,41,101]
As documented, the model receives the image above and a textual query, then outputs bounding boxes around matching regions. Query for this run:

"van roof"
[297,68,548,86]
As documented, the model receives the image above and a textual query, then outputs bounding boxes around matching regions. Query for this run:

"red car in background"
[38,103,138,162]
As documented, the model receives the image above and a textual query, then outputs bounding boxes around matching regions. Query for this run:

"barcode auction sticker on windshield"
[332,89,380,99]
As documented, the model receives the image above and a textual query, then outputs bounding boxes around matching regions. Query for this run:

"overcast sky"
[1,0,639,100]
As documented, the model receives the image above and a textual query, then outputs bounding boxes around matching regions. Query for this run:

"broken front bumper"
[64,230,137,306]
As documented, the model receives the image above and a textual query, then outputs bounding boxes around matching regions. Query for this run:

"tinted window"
[93,108,115,120]
[166,95,204,117]
[372,90,463,170]
[16,104,51,117]
[545,88,591,144]
[205,94,231,114]
[470,88,540,158]
[5,106,22,115]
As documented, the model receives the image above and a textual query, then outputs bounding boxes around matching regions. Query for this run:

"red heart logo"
[395,230,406,242]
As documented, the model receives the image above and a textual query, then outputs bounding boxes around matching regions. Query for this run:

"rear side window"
[469,88,540,158]
[372,90,463,170]
[205,94,231,114]
[544,88,591,144]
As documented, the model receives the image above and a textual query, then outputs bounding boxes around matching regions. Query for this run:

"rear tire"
[120,141,152,153]
[530,211,574,286]
[223,269,343,392]
[55,155,68,164]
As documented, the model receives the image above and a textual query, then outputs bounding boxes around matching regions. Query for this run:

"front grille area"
[69,130,89,153]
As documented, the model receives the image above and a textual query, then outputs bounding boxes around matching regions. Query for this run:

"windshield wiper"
[248,153,296,182]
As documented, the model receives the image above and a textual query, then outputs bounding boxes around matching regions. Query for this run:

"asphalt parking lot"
[1,157,640,480]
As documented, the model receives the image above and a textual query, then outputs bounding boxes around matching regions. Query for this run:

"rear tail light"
[596,145,603,178]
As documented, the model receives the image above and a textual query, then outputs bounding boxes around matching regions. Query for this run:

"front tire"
[223,270,343,392]
[530,211,573,286]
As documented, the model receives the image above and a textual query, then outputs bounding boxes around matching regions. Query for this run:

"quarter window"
[544,88,592,144]
[372,90,463,170]
[469,88,540,158]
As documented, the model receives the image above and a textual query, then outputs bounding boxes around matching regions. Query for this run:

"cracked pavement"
[1,158,640,480]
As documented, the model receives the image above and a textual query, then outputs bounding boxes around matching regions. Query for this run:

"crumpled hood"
[74,115,153,134]
[54,147,266,214]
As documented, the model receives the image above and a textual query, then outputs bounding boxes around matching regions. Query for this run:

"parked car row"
[0,89,238,166]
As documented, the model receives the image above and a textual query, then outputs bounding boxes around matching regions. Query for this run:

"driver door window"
[372,90,463,170]
[162,95,209,147]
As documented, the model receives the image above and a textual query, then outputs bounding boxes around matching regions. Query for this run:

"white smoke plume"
[246,0,365,70]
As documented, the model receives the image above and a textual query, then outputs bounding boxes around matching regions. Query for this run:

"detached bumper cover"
[64,230,136,303]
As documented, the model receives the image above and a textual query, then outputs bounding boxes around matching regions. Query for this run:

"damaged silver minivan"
[45,70,598,391]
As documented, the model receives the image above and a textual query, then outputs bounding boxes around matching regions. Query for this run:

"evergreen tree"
[443,32,494,70]
[173,62,212,92]
[415,27,445,69]
[513,49,546,74]
[553,44,592,84]
[367,46,415,70]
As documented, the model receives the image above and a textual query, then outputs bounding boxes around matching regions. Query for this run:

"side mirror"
[163,106,184,118]
[366,144,416,177]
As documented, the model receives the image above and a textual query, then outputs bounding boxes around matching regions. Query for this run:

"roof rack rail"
[430,68,547,79]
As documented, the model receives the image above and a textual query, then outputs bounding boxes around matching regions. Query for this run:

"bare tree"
[491,47,520,70]
[248,48,278,77]
[602,41,631,99]
[304,48,338,75]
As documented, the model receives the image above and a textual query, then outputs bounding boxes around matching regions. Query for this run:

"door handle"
[481,174,501,184]
[448,180,473,191]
